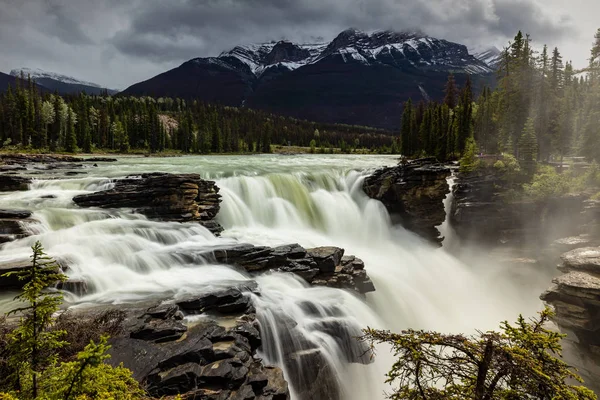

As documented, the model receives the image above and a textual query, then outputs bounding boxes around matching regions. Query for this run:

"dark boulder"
[0,175,31,191]
[363,158,451,245]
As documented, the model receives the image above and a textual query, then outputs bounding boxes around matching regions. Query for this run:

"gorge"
[0,154,597,398]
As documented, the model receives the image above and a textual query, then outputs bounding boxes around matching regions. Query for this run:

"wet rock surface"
[541,247,600,392]
[73,172,223,235]
[189,243,375,294]
[363,157,451,245]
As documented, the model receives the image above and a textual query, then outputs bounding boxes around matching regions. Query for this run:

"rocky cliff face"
[451,169,586,245]
[363,158,451,244]
[73,172,223,235]
[541,247,600,392]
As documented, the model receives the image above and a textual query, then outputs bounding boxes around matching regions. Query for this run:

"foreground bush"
[363,308,596,399]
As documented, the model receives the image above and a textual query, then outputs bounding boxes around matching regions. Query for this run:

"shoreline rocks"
[73,172,223,235]
[363,157,451,245]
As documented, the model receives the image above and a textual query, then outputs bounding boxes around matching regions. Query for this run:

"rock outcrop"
[541,247,600,392]
[73,173,223,235]
[363,158,451,245]
[0,209,38,244]
[188,243,375,295]
[94,285,290,400]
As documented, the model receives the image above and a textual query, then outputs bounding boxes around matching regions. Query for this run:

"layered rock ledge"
[541,247,600,391]
[73,172,223,235]
[189,243,375,295]
[363,157,451,244]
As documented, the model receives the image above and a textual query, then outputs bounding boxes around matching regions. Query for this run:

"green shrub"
[459,137,482,173]
[524,165,572,200]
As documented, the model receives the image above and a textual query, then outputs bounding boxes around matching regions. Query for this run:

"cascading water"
[0,155,550,399]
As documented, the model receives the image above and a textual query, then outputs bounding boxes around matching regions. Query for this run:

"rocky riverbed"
[0,154,380,400]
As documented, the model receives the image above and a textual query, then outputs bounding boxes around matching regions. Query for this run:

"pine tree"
[64,110,77,153]
[443,74,458,109]
[2,241,67,397]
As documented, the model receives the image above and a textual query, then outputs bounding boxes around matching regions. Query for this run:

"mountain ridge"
[9,67,118,95]
[120,28,499,130]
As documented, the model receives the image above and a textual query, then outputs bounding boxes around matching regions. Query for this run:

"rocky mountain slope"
[9,67,117,95]
[122,29,497,130]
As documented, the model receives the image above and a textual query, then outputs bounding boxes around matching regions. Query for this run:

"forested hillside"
[0,79,393,154]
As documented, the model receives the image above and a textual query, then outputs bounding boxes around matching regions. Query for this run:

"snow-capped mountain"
[472,47,503,69]
[122,28,497,130]
[213,28,494,77]
[9,68,117,95]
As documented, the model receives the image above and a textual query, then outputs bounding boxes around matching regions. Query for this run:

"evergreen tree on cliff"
[400,99,414,156]
[456,76,473,155]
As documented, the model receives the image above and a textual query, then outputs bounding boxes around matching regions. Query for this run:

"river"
[0,154,550,399]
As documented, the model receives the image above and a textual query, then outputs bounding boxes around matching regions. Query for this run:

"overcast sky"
[0,0,597,89]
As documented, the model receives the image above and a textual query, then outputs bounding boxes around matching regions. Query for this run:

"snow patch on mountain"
[472,47,502,69]
[10,67,101,88]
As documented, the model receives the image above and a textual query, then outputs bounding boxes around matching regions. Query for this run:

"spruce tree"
[64,110,77,153]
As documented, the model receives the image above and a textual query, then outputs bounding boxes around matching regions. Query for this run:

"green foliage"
[523,165,572,200]
[459,137,482,173]
[22,335,144,400]
[363,308,596,400]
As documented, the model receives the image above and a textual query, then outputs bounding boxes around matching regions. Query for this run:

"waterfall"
[0,155,549,399]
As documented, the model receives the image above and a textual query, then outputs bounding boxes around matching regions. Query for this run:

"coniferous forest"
[0,84,393,154]
[400,29,600,163]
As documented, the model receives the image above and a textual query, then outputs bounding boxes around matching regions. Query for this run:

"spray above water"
[0,155,549,399]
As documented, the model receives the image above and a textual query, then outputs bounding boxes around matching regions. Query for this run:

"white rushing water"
[0,155,550,399]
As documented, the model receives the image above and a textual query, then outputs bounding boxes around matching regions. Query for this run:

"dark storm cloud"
[43,1,93,45]
[0,0,589,89]
[111,0,574,63]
